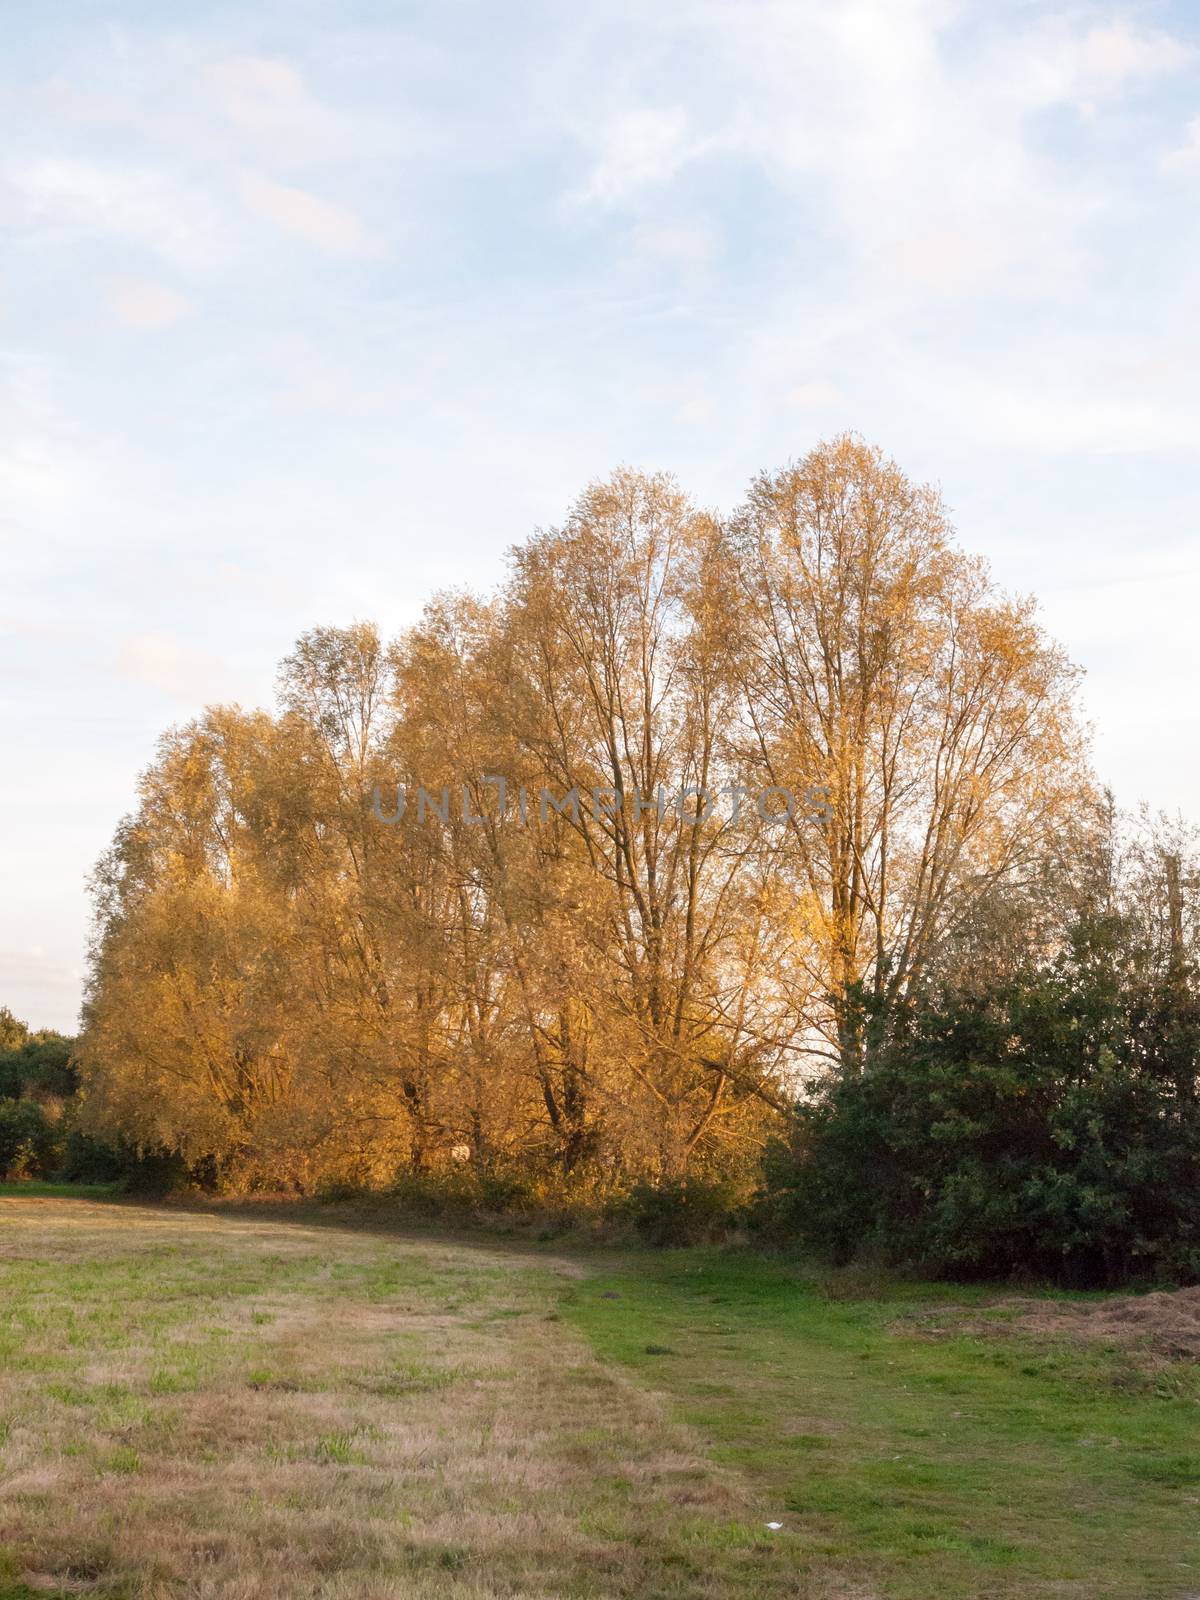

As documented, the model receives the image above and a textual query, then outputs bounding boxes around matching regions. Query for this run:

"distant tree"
[0,1099,59,1180]
[0,1034,77,1101]
[0,1006,28,1054]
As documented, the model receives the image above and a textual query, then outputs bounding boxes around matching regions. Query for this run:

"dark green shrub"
[119,1146,201,1197]
[755,917,1200,1286]
[0,1033,77,1101]
[627,1178,738,1247]
[386,1170,452,1217]
[0,1100,60,1180]
[58,1128,197,1195]
[387,1163,542,1218]
[58,1128,132,1184]
[315,1180,364,1205]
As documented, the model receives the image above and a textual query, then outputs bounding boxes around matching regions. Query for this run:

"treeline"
[0,1007,76,1180]
[74,436,1200,1279]
[0,1009,213,1192]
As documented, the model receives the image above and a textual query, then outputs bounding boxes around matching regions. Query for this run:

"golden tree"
[731,434,1088,1069]
[79,441,1091,1187]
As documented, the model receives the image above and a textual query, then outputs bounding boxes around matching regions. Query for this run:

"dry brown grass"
[0,1199,817,1600]
[904,1285,1200,1364]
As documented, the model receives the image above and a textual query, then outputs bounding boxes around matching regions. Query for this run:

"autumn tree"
[500,470,796,1175]
[78,439,1096,1192]
[730,434,1089,1071]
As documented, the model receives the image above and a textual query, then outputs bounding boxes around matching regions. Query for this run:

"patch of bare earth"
[0,1200,824,1599]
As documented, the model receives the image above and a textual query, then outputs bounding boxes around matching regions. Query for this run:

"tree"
[0,1033,77,1101]
[0,1099,58,1180]
[0,1007,28,1054]
[501,470,794,1174]
[77,441,1101,1202]
[731,434,1089,1070]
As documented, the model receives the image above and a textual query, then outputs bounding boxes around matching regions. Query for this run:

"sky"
[2,0,1199,1032]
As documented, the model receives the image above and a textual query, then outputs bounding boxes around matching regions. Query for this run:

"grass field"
[0,1194,1198,1598]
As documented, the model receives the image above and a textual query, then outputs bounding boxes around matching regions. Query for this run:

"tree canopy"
[78,437,1096,1194]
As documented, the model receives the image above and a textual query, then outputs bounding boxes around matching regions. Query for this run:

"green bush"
[58,1127,202,1195]
[120,1146,205,1197]
[315,1180,365,1205]
[755,916,1200,1286]
[0,1100,61,1180]
[0,1034,77,1101]
[387,1163,544,1218]
[626,1177,739,1247]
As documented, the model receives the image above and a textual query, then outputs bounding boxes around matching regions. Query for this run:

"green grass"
[0,1587,97,1600]
[5,1197,816,1598]
[0,1181,120,1199]
[3,1195,1199,1598]
[563,1250,1200,1598]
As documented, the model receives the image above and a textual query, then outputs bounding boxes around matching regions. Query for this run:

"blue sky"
[3,0,1200,1030]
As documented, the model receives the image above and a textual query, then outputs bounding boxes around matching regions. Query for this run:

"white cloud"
[35,74,134,129]
[237,170,379,256]
[632,223,714,264]
[717,2,1095,299]
[577,108,697,204]
[676,390,716,425]
[0,949,82,1032]
[1022,19,1192,114]
[8,158,219,267]
[277,358,387,415]
[565,3,1190,301]
[115,631,229,700]
[103,275,193,330]
[0,431,94,525]
[891,353,1200,456]
[203,55,344,164]
[1161,114,1200,173]
[0,363,112,571]
[786,381,845,410]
